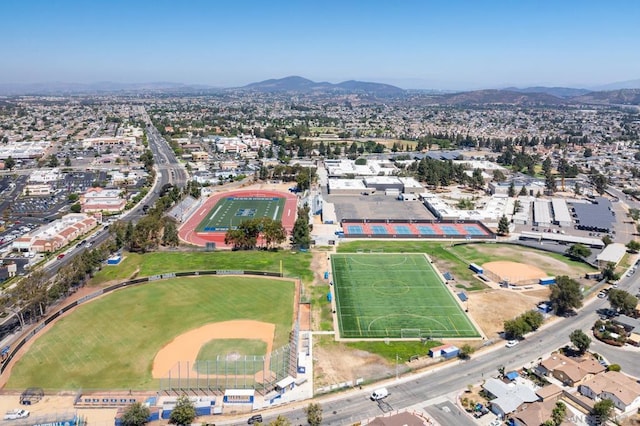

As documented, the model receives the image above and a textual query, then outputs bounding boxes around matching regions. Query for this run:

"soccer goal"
[400,328,421,339]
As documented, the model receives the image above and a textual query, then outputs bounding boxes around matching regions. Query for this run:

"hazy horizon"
[2,0,640,90]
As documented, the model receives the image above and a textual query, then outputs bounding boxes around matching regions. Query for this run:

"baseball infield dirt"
[152,320,275,378]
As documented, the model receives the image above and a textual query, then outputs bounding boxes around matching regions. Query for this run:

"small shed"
[505,371,519,381]
[275,376,296,394]
[457,292,468,302]
[441,346,460,359]
[429,344,453,358]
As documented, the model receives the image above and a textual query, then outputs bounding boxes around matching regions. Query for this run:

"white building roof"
[551,198,572,224]
[327,179,367,190]
[534,199,552,224]
[596,243,627,264]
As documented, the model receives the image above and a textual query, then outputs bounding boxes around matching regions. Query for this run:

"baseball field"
[331,253,480,339]
[6,276,294,390]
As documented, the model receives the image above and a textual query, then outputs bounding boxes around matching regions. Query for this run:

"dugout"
[223,389,254,404]
[20,387,44,405]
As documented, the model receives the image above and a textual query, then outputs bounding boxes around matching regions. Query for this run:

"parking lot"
[328,193,436,221]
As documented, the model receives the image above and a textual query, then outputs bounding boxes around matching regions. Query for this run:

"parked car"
[247,414,263,424]
[597,291,607,299]
[57,253,65,260]
[506,340,519,348]
[370,387,389,400]
[4,409,29,420]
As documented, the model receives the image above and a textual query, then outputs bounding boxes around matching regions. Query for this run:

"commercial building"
[23,184,53,196]
[12,213,98,253]
[82,136,138,150]
[28,168,62,183]
[81,187,126,213]
[0,141,50,159]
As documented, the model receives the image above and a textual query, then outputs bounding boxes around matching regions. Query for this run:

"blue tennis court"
[393,225,412,234]
[417,225,436,235]
[347,225,364,234]
[440,225,460,235]
[371,225,388,235]
[464,225,485,235]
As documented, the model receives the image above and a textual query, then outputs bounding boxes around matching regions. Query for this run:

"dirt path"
[151,320,275,378]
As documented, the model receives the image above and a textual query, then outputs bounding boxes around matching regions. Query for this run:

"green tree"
[566,244,591,259]
[269,415,292,426]
[551,401,567,426]
[47,154,59,167]
[607,289,638,315]
[606,364,621,372]
[601,235,613,246]
[64,155,72,167]
[521,310,544,330]
[70,202,82,213]
[121,402,151,426]
[493,169,506,183]
[169,395,196,425]
[261,218,287,249]
[497,215,510,235]
[162,220,180,247]
[519,185,528,196]
[591,399,614,425]
[569,329,591,354]
[584,147,593,158]
[458,344,475,360]
[626,240,640,253]
[549,275,583,315]
[291,206,311,249]
[504,317,530,339]
[4,156,16,171]
[602,262,620,282]
[68,193,79,202]
[304,402,322,426]
[507,181,516,197]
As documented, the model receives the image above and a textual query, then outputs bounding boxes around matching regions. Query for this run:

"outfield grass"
[195,196,286,232]
[194,339,267,375]
[90,250,313,285]
[331,254,479,339]
[7,276,294,390]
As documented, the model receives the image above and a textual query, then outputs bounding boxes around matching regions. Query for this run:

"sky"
[1,0,639,90]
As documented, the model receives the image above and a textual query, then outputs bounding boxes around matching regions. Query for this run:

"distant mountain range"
[2,75,640,105]
[241,76,405,96]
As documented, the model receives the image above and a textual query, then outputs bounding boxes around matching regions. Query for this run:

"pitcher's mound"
[483,261,547,285]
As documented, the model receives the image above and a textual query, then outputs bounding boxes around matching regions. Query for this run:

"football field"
[196,195,286,232]
[331,253,480,339]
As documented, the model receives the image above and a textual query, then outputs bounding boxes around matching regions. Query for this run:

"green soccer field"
[331,253,480,339]
[196,196,286,232]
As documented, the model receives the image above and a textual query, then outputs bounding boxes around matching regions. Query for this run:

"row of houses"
[12,213,98,253]
[483,352,640,425]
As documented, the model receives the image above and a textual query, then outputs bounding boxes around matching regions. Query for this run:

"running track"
[179,190,297,248]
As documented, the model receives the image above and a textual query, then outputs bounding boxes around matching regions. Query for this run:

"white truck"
[3,409,29,420]
[370,387,389,400]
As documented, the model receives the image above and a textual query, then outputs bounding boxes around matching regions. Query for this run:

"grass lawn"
[345,340,443,362]
[90,250,313,285]
[194,339,267,375]
[331,253,479,339]
[7,276,294,390]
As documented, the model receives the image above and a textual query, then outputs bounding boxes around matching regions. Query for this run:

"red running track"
[178,190,298,248]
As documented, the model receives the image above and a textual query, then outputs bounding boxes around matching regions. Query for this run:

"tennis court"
[195,196,286,232]
[331,253,480,339]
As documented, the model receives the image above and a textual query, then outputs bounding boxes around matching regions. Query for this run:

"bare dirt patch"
[152,320,275,378]
[313,340,393,387]
[483,261,547,285]
[474,245,579,276]
[467,288,550,339]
